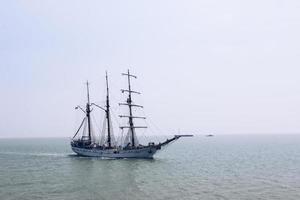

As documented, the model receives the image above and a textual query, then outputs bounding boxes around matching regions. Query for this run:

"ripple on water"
[0,136,300,200]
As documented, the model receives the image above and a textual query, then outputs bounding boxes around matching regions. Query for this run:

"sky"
[0,0,300,138]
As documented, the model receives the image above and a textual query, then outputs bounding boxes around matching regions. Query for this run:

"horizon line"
[1,132,300,139]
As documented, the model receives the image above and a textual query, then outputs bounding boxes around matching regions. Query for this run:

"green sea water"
[0,135,299,200]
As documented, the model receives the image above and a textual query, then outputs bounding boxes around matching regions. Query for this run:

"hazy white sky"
[0,0,299,138]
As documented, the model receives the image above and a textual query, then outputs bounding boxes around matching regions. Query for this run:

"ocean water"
[0,135,299,200]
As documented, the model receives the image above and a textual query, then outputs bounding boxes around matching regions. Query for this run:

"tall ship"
[71,70,192,158]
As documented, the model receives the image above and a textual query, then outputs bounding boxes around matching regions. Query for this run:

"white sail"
[81,119,88,139]
[108,113,116,146]
[99,112,117,147]
[123,128,139,147]
[90,121,97,143]
[99,115,106,146]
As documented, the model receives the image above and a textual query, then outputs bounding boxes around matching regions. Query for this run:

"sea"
[0,135,299,200]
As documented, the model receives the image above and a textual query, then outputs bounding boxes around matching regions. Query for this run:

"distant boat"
[71,70,193,158]
[205,134,214,137]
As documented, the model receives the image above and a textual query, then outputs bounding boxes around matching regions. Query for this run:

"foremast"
[120,70,147,147]
[72,81,93,142]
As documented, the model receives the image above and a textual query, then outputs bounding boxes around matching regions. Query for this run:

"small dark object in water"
[206,134,214,137]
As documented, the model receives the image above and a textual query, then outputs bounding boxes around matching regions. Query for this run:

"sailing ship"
[71,70,192,158]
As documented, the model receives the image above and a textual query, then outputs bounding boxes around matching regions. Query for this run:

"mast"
[120,70,147,147]
[105,72,112,148]
[86,81,92,141]
[127,70,135,146]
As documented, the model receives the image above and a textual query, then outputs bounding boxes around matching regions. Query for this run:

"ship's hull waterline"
[71,146,158,159]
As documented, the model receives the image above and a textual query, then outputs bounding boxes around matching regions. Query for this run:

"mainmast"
[105,72,112,148]
[86,81,92,141]
[120,70,147,147]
